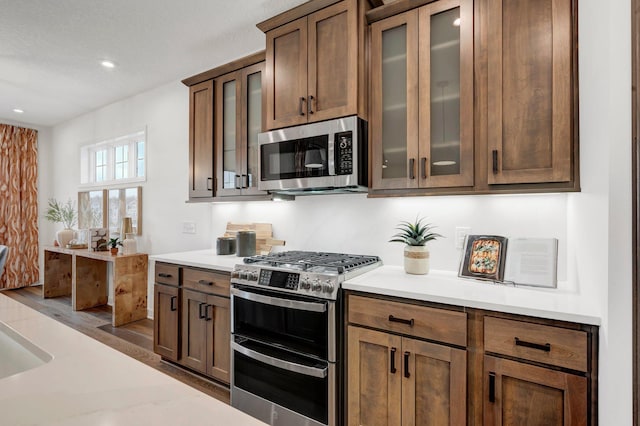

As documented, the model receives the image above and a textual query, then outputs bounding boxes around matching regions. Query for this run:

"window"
[80,129,146,186]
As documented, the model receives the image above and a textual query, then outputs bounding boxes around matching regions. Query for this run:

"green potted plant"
[45,198,77,248]
[104,238,122,255]
[389,216,442,275]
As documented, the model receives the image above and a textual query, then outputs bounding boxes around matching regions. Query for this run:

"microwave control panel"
[335,131,353,175]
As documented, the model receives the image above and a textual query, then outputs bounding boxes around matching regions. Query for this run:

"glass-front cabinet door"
[215,62,266,197]
[371,0,473,190]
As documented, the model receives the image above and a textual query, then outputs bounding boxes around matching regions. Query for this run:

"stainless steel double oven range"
[230,251,381,426]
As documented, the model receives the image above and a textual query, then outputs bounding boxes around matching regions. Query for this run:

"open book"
[458,235,558,288]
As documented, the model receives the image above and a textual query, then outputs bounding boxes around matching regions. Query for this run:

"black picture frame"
[458,235,508,281]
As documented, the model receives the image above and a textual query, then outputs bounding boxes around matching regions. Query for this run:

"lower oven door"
[232,337,335,426]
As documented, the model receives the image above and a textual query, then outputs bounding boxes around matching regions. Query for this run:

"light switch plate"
[182,222,196,234]
[454,227,471,249]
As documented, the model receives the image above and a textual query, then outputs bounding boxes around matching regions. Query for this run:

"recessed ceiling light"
[453,17,461,26]
[101,60,116,69]
[13,108,24,114]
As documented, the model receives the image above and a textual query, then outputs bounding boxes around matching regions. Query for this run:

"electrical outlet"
[454,227,471,249]
[182,222,196,234]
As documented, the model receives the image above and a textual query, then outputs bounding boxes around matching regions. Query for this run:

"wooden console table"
[43,246,148,327]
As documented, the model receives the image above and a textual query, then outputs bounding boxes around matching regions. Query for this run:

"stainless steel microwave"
[257,116,368,195]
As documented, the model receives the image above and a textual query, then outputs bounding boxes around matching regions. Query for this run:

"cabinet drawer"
[155,263,180,286]
[348,295,467,347]
[183,267,230,296]
[484,316,588,372]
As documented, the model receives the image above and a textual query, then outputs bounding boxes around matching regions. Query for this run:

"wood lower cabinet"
[261,0,369,130]
[347,294,468,425]
[153,283,180,362]
[181,288,231,384]
[483,355,587,425]
[153,262,230,385]
[346,292,598,425]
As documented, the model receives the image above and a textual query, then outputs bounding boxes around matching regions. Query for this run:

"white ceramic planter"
[56,228,74,248]
[404,245,430,275]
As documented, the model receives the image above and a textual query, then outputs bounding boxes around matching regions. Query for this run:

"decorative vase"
[56,228,75,248]
[404,245,430,275]
[122,233,137,255]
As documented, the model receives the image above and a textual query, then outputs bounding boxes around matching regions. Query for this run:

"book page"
[503,238,558,287]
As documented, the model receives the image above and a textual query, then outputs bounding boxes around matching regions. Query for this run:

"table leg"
[73,256,108,310]
[112,255,148,327]
[43,250,72,298]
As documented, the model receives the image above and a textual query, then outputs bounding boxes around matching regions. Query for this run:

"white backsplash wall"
[211,192,568,282]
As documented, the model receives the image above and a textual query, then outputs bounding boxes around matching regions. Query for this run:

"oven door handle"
[232,341,328,379]
[231,287,327,313]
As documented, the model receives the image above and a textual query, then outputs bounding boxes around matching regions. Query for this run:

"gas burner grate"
[244,250,381,273]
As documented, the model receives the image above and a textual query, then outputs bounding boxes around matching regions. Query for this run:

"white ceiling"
[0,0,307,127]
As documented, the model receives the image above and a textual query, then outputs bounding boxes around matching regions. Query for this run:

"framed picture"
[458,235,508,281]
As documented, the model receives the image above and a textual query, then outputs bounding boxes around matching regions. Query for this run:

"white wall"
[39,0,632,422]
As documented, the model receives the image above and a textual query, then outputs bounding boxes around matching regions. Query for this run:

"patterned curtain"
[0,124,39,289]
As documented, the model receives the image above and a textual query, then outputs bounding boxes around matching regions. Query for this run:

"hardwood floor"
[1,285,230,404]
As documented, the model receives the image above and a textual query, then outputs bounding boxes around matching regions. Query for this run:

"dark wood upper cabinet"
[370,0,474,191]
[188,80,214,199]
[486,0,573,185]
[215,62,267,197]
[261,0,370,130]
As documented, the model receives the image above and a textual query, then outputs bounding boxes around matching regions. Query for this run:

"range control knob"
[311,279,322,292]
[248,271,258,281]
[322,280,334,293]
[238,271,247,280]
[300,277,311,290]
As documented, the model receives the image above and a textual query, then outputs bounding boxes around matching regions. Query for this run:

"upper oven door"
[231,286,334,361]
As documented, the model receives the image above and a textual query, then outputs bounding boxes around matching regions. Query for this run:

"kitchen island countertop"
[0,293,266,426]
[343,266,601,325]
[150,249,244,271]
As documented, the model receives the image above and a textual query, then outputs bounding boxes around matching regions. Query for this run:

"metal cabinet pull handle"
[388,315,414,326]
[390,347,397,374]
[198,302,207,319]
[158,273,172,278]
[234,175,241,189]
[403,351,410,378]
[489,372,496,402]
[308,95,314,114]
[170,296,177,312]
[198,279,214,286]
[409,158,415,180]
[421,157,427,179]
[242,174,249,188]
[514,337,551,352]
[299,97,306,116]
[206,177,213,190]
[492,150,499,174]
[205,304,212,321]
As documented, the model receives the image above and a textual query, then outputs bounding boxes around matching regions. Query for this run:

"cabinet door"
[215,70,243,197]
[370,10,420,190]
[153,283,180,362]
[483,355,587,425]
[307,0,357,122]
[205,294,230,384]
[401,337,466,426]
[347,326,402,426]
[239,62,266,196]
[180,289,208,374]
[487,0,572,184]
[418,0,474,188]
[188,80,214,199]
[265,18,308,130]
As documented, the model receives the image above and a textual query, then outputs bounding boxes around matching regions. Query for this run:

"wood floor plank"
[1,285,230,404]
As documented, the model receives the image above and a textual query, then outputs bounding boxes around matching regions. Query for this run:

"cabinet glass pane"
[246,72,261,189]
[381,25,408,179]
[223,80,237,189]
[430,7,461,176]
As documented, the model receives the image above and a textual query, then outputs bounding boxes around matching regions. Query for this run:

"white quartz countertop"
[343,266,601,326]
[150,249,245,272]
[0,293,265,426]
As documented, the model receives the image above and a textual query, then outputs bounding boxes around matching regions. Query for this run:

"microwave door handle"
[231,287,327,313]
[232,341,328,379]
[328,138,335,175]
